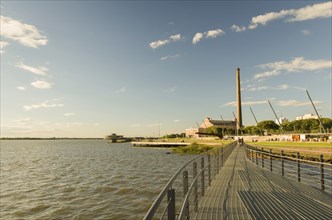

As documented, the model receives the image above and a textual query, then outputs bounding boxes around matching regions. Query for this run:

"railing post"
[255,147,258,166]
[201,157,205,196]
[281,150,284,176]
[320,154,324,190]
[220,148,224,167]
[214,154,217,176]
[193,162,198,212]
[183,170,189,218]
[261,147,264,168]
[251,148,254,162]
[167,189,175,220]
[270,149,273,172]
[297,152,301,182]
[208,154,211,186]
[217,149,220,172]
[183,170,188,197]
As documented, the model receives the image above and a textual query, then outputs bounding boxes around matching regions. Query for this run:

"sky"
[1,0,331,138]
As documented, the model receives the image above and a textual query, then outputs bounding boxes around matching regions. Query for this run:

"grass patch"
[172,142,218,154]
[248,141,332,161]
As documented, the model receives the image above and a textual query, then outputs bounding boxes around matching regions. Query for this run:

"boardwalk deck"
[193,145,332,220]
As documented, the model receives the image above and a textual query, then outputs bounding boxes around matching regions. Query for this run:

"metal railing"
[243,143,332,193]
[143,141,237,220]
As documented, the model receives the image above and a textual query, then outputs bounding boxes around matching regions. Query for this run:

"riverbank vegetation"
[172,141,234,154]
[172,142,216,154]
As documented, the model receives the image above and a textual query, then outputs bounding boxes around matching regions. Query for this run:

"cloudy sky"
[1,1,331,137]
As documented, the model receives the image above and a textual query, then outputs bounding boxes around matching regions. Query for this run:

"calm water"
[0,140,194,219]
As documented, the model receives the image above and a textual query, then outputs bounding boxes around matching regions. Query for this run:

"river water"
[0,140,194,219]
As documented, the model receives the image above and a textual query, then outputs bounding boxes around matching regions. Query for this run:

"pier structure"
[144,142,332,219]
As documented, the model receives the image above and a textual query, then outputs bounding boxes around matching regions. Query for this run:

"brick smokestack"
[236,68,242,130]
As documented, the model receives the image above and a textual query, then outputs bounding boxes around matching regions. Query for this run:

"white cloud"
[93,123,100,126]
[192,29,225,44]
[16,86,26,90]
[288,2,332,22]
[0,15,48,48]
[131,123,142,127]
[301,29,310,35]
[149,34,182,49]
[31,80,53,89]
[254,70,281,79]
[149,39,169,49]
[173,119,180,123]
[249,10,291,30]
[192,32,204,44]
[277,84,289,90]
[248,2,331,30]
[16,62,48,75]
[254,57,332,80]
[24,100,64,111]
[246,85,269,91]
[224,100,267,106]
[64,112,76,117]
[230,25,246,32]
[258,57,331,73]
[0,41,9,53]
[169,34,182,41]
[205,29,224,38]
[116,86,127,93]
[277,100,322,107]
[161,54,180,61]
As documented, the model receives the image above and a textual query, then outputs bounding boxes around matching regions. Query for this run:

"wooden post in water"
[320,154,324,190]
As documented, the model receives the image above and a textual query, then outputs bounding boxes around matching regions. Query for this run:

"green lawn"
[247,141,331,161]
[248,141,331,148]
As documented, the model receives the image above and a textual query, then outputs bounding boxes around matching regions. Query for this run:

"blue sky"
[1,1,331,138]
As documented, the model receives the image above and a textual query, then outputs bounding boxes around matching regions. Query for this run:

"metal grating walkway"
[192,145,332,220]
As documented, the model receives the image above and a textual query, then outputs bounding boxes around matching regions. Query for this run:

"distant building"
[185,117,237,138]
[276,117,288,125]
[185,128,202,138]
[200,117,236,129]
[296,113,319,120]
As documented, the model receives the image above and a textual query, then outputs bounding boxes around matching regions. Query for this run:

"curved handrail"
[143,141,237,220]
[143,153,201,219]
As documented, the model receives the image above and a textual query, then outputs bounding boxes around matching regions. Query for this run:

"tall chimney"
[236,68,242,130]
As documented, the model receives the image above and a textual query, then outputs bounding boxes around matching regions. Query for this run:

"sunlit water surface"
[0,140,194,219]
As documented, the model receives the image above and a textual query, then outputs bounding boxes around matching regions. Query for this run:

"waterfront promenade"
[193,145,332,219]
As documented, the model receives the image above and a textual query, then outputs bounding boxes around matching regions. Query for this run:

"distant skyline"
[1,1,331,137]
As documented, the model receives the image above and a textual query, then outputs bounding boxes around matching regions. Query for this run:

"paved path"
[193,145,332,220]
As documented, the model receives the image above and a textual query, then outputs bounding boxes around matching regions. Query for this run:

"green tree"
[257,120,279,134]
[321,118,332,132]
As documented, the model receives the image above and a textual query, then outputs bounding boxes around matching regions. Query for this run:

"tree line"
[206,118,332,136]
